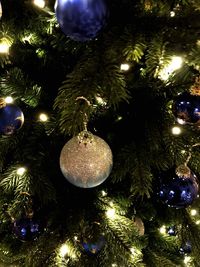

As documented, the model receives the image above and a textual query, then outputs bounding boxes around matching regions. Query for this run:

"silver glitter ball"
[60,131,113,188]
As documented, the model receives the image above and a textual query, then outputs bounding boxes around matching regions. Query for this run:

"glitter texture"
[60,131,113,188]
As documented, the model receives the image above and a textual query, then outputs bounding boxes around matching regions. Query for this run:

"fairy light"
[59,244,70,257]
[0,41,10,54]
[184,256,191,265]
[33,0,45,8]
[74,236,78,241]
[16,167,26,176]
[101,190,107,197]
[130,247,136,255]
[39,113,48,122]
[170,11,175,17]
[190,209,197,216]
[4,96,14,104]
[196,220,200,225]
[171,126,182,135]
[159,225,166,234]
[106,208,116,219]
[159,56,183,81]
[120,63,130,71]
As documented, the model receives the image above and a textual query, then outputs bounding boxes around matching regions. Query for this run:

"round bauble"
[172,92,200,125]
[179,241,192,255]
[55,0,108,42]
[60,131,113,188]
[133,217,145,236]
[81,235,105,255]
[13,217,42,241]
[157,167,199,208]
[167,225,177,236]
[0,103,24,135]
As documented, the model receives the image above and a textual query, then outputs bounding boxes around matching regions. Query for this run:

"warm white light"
[130,247,136,255]
[74,236,78,241]
[171,126,181,135]
[59,244,70,257]
[196,220,200,225]
[39,113,48,122]
[170,11,175,17]
[0,42,10,54]
[120,63,130,71]
[184,256,191,265]
[190,209,197,216]
[106,208,116,219]
[95,95,107,106]
[159,225,166,234]
[34,0,45,8]
[159,56,183,80]
[101,190,107,197]
[177,118,186,125]
[4,96,14,104]
[17,167,26,176]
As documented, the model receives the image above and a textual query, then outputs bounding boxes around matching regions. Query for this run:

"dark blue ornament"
[158,168,199,208]
[167,225,177,236]
[0,104,24,135]
[13,217,41,241]
[55,0,108,42]
[81,235,105,255]
[179,241,192,255]
[172,92,200,125]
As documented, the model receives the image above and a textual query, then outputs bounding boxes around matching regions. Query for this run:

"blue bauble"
[179,241,192,255]
[0,104,24,135]
[167,225,177,236]
[55,0,108,42]
[158,168,199,208]
[13,217,42,241]
[81,235,105,255]
[172,92,200,125]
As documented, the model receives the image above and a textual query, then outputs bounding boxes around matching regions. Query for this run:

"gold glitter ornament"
[59,131,113,188]
[133,217,145,236]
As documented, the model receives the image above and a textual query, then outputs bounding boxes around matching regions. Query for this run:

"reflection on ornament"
[55,0,108,42]
[133,217,145,236]
[172,92,200,125]
[158,167,199,208]
[13,217,42,241]
[0,103,24,135]
[167,225,177,236]
[60,131,113,188]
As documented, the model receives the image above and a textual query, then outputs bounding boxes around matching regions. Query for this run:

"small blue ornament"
[55,0,108,42]
[13,217,41,241]
[172,92,200,125]
[0,103,24,135]
[81,235,105,255]
[167,226,177,236]
[158,167,199,208]
[179,241,192,255]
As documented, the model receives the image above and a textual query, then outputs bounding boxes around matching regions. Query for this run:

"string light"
[120,63,130,71]
[33,0,45,8]
[39,113,48,122]
[4,96,14,104]
[159,225,166,234]
[184,256,192,265]
[0,41,10,54]
[170,11,175,17]
[16,167,26,176]
[190,209,197,216]
[171,126,182,135]
[159,56,183,81]
[101,190,107,197]
[130,247,136,255]
[196,220,200,225]
[106,208,116,219]
[59,244,70,257]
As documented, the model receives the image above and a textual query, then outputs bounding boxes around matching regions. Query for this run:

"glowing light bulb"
[196,220,200,225]
[170,11,175,17]
[34,0,45,8]
[184,256,191,265]
[39,113,48,122]
[130,247,136,255]
[159,56,183,80]
[171,126,181,135]
[0,42,10,54]
[120,63,130,71]
[74,236,78,241]
[101,190,107,197]
[59,244,70,257]
[159,225,166,234]
[4,96,14,104]
[190,209,197,216]
[17,167,26,176]
[106,208,116,219]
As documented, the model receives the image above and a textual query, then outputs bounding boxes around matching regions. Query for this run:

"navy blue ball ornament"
[0,102,24,135]
[158,165,199,208]
[172,92,200,125]
[179,241,192,255]
[81,235,105,255]
[55,0,108,42]
[13,217,42,241]
[167,225,177,236]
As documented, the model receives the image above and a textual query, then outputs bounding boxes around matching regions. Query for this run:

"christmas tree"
[1,0,200,266]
